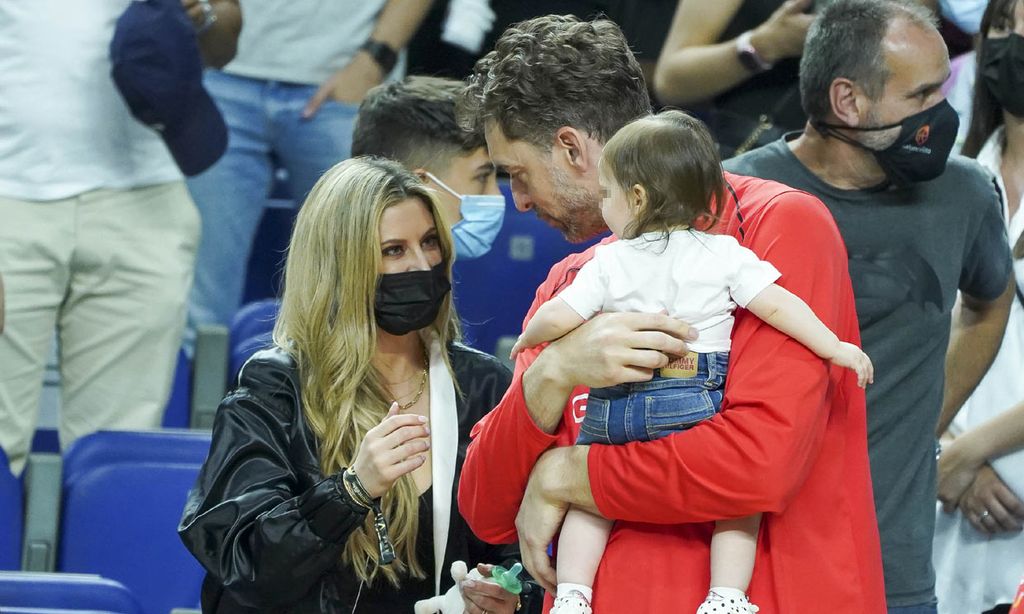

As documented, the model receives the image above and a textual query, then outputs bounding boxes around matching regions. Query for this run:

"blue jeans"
[185,71,356,343]
[888,604,938,614]
[577,352,729,445]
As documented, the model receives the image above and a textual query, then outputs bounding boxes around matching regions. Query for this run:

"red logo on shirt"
[915,125,930,146]
[571,393,588,423]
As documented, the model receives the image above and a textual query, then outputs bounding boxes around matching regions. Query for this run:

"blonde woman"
[179,158,522,613]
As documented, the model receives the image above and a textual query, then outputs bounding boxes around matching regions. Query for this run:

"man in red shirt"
[455,15,885,614]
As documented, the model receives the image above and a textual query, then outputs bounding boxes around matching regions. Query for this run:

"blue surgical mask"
[425,171,506,260]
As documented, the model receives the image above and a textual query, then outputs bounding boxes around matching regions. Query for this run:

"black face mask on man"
[815,98,960,187]
[374,262,451,335]
[981,33,1024,118]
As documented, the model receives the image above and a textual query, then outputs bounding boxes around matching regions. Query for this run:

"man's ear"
[829,77,868,128]
[412,167,429,182]
[553,127,598,174]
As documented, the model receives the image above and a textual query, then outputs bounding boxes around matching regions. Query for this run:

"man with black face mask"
[727,0,1015,611]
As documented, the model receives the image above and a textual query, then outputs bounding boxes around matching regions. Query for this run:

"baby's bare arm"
[511,298,587,358]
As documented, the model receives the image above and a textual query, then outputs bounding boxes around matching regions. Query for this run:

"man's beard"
[858,107,902,151]
[550,166,607,243]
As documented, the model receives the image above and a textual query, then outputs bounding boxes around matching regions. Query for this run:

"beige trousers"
[0,182,199,474]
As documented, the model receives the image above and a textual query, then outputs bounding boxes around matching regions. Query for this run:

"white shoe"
[695,589,759,614]
[550,590,593,614]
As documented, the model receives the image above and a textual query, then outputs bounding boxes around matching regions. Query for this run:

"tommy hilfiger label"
[661,351,699,379]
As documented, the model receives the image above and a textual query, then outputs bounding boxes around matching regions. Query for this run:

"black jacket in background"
[178,343,518,613]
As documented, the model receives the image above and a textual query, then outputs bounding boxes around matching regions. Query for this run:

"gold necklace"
[393,344,429,411]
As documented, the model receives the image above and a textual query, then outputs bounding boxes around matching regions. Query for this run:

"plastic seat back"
[58,431,211,614]
[0,448,21,570]
[0,571,143,613]
[161,350,193,428]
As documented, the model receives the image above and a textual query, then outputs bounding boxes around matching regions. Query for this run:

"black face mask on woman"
[815,98,960,187]
[374,262,451,335]
[981,33,1024,118]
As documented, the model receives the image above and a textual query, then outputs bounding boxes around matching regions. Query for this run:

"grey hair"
[799,0,938,123]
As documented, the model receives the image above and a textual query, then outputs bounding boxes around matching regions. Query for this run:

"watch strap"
[359,38,398,74]
[736,30,773,73]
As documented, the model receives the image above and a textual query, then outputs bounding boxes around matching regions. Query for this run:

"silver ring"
[980,510,991,519]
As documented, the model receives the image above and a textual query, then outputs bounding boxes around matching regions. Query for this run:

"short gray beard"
[550,166,607,243]
[859,107,902,151]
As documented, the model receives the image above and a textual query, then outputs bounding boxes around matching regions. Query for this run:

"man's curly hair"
[457,15,651,149]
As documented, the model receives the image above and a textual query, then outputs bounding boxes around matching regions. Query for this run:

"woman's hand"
[350,402,430,498]
[750,0,815,64]
[958,464,1024,534]
[460,564,521,614]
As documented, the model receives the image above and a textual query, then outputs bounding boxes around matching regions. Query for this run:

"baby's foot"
[695,588,759,614]
[550,589,593,614]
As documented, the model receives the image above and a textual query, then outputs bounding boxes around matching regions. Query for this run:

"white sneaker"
[550,590,593,614]
[695,589,759,614]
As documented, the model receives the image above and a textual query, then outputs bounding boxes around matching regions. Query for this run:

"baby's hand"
[831,342,874,388]
[509,337,527,360]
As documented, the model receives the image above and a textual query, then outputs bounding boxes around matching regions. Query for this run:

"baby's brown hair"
[601,110,725,239]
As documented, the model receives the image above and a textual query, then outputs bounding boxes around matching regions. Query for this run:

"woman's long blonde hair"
[273,157,459,586]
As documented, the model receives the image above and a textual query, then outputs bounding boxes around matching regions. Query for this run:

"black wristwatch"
[359,38,398,74]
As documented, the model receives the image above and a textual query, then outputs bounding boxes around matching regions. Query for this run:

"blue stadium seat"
[229,299,280,380]
[242,206,294,306]
[230,331,274,382]
[452,182,605,355]
[58,431,211,614]
[161,349,192,428]
[0,448,21,571]
[229,299,280,352]
[0,571,142,613]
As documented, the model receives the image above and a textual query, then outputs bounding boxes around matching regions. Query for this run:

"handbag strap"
[733,84,799,156]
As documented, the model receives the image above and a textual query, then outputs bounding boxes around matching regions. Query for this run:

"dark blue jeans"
[887,603,938,614]
[577,351,729,445]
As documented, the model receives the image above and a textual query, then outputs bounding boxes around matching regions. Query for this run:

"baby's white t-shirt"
[557,230,781,352]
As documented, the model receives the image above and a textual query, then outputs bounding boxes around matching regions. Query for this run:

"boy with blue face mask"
[352,76,506,259]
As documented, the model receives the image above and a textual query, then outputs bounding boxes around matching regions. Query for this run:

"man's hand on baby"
[831,342,874,388]
[542,312,697,390]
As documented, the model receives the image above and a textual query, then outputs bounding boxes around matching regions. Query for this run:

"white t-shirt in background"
[557,230,781,353]
[224,0,396,85]
[0,0,181,201]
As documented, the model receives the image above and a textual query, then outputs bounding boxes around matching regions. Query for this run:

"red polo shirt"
[458,173,886,613]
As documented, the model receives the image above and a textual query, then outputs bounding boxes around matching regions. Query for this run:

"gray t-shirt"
[726,138,1012,607]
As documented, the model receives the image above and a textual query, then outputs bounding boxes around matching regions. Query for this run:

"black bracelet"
[342,468,395,565]
[359,39,398,74]
[343,468,374,508]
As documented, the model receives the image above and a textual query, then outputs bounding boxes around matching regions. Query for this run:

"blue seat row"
[0,571,143,613]
[5,430,211,614]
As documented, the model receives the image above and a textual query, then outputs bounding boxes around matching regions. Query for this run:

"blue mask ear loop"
[423,171,463,200]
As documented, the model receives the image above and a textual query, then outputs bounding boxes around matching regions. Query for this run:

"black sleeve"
[961,173,1013,300]
[178,358,368,608]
